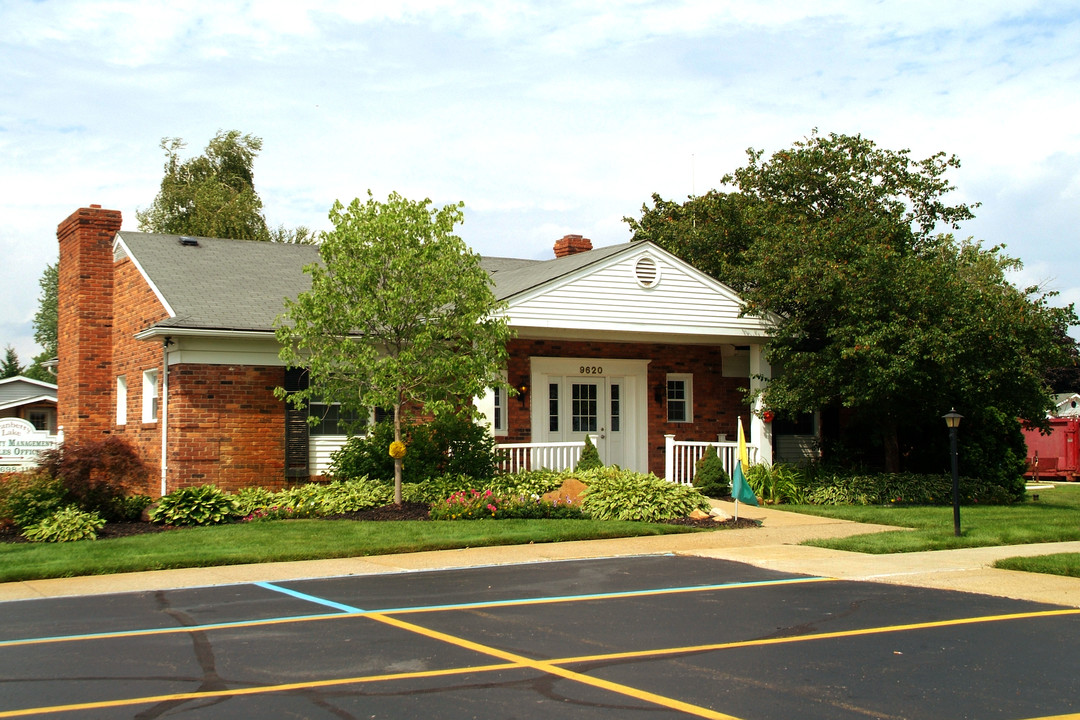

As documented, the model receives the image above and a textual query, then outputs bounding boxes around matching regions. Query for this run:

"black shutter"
[284,368,309,478]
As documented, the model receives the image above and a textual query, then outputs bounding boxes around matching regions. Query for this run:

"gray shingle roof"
[117,231,320,333]
[117,231,642,335]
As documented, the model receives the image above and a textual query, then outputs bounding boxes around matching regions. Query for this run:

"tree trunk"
[393,402,403,505]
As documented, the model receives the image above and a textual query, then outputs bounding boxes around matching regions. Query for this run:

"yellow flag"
[737,417,748,468]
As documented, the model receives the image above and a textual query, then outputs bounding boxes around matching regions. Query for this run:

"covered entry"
[528,357,649,472]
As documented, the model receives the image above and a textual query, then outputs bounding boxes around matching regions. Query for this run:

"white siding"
[310,435,348,475]
[506,248,768,338]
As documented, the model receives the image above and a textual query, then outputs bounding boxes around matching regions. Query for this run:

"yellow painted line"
[0,662,523,718]
[1019,715,1080,720]
[553,607,1080,666]
[368,611,744,720]
[0,576,831,649]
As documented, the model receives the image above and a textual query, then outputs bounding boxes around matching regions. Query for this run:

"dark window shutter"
[284,368,309,478]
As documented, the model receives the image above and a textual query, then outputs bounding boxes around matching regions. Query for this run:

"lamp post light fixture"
[943,408,963,537]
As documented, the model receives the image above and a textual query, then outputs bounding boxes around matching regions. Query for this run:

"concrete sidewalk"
[2,502,1079,607]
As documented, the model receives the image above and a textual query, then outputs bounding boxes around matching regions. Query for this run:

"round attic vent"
[634,256,660,288]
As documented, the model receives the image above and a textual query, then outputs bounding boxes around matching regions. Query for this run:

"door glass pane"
[610,383,620,432]
[571,383,598,433]
[549,383,559,432]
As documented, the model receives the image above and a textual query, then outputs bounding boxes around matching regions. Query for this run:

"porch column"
[749,344,773,465]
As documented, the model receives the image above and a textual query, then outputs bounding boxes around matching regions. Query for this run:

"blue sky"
[1,0,1078,362]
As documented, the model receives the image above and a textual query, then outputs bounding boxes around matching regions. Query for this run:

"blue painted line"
[0,612,346,648]
[368,576,831,615]
[1,576,829,648]
[255,581,366,613]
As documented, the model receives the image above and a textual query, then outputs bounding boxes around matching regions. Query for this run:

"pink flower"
[487,504,496,512]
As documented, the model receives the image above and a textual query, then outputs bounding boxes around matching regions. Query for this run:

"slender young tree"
[275,192,512,503]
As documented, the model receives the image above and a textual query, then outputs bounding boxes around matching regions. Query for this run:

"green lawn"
[785,483,1080,554]
[0,518,700,583]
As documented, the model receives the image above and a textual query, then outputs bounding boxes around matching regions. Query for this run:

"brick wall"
[507,338,750,477]
[56,205,123,439]
[166,364,288,492]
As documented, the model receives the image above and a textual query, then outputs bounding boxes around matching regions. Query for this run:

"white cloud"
[1,0,1078,363]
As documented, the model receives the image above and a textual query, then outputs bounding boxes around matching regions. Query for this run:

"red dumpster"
[1023,417,1079,481]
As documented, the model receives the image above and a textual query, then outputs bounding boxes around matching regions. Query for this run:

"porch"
[495,434,757,486]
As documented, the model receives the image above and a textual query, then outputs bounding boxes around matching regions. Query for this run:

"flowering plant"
[429,488,584,520]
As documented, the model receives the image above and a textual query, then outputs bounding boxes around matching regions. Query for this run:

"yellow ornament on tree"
[389,441,407,459]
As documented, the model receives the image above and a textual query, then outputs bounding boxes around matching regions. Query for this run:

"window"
[142,370,158,423]
[610,383,620,432]
[28,411,48,432]
[492,386,507,434]
[666,374,693,423]
[116,376,127,425]
[308,403,364,436]
[571,383,598,432]
[548,383,560,432]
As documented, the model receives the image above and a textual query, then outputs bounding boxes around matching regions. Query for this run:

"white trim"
[0,395,57,412]
[142,369,159,423]
[0,376,58,391]
[665,373,693,423]
[116,376,127,425]
[114,235,176,317]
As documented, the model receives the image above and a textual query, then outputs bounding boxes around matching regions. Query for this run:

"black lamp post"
[943,408,963,537]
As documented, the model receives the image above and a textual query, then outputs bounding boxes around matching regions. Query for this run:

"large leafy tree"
[136,130,313,243]
[629,131,1076,475]
[275,192,513,503]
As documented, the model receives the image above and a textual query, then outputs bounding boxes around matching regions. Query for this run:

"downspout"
[160,337,172,497]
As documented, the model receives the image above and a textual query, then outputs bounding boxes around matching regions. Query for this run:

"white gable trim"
[0,376,57,391]
[114,234,177,318]
[502,241,773,340]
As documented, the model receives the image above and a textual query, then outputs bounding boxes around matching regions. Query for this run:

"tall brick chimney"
[57,205,123,439]
[553,234,593,258]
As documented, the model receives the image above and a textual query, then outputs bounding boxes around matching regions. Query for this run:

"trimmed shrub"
[22,506,105,542]
[692,446,731,498]
[37,436,152,521]
[804,472,1021,506]
[0,470,69,529]
[575,435,603,472]
[578,467,709,522]
[149,485,238,526]
[330,413,502,483]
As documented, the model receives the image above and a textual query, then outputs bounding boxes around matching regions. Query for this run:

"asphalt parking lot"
[2,555,1078,719]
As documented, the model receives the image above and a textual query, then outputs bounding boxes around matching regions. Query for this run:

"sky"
[1,0,1078,363]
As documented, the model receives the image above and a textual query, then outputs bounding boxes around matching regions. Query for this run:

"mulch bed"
[0,500,759,543]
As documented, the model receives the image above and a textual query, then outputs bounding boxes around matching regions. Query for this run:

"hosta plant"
[149,485,238,526]
[22,506,105,542]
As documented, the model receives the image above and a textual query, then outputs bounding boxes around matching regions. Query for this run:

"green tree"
[629,131,1076,475]
[136,130,312,243]
[1,345,24,379]
[275,192,513,503]
[23,261,58,382]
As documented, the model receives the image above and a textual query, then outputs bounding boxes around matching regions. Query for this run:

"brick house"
[57,205,776,496]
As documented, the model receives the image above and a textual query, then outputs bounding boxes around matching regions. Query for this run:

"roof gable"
[499,241,771,340]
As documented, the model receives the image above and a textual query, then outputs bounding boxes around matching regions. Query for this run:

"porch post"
[749,345,773,465]
[664,433,675,482]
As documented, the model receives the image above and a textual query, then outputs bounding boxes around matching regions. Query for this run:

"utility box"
[1023,418,1079,481]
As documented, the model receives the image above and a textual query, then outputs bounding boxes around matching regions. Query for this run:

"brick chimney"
[57,205,123,438]
[553,234,593,258]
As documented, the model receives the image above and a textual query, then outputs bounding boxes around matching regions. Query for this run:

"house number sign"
[579,366,603,375]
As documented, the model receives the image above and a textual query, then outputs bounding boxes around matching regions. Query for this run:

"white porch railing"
[495,440,588,474]
[664,434,758,486]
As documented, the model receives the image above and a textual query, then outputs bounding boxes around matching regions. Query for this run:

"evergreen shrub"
[692,446,731,498]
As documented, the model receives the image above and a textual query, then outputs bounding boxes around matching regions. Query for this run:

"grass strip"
[993,553,1080,579]
[0,519,698,583]
[784,484,1080,554]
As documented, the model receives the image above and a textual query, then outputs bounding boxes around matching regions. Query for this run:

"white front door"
[531,358,647,472]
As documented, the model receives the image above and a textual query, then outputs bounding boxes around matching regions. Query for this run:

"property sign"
[0,418,60,473]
